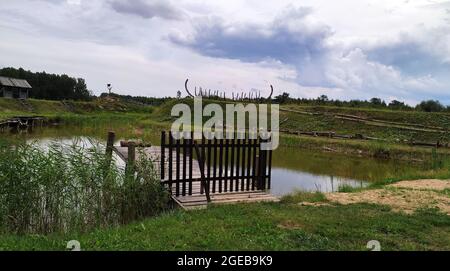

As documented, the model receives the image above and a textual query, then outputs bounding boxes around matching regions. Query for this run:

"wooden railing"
[160,131,273,199]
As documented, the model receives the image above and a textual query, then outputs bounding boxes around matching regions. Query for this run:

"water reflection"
[271,168,366,196]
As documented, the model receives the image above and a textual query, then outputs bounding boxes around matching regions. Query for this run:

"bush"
[0,139,169,234]
[416,100,445,112]
[372,145,391,159]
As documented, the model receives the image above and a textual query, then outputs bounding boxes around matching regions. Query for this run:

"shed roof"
[0,76,32,89]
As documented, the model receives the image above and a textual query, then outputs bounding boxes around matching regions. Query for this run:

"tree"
[73,78,90,100]
[0,67,92,100]
[370,98,382,105]
[388,100,407,110]
[416,100,445,112]
[317,95,329,103]
[274,92,291,104]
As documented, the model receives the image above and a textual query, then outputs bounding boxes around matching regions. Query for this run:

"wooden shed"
[0,76,32,99]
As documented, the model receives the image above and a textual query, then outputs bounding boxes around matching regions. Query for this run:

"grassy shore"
[1,201,449,251]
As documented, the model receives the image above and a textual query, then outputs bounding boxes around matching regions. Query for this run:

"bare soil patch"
[324,179,450,215]
[389,179,450,191]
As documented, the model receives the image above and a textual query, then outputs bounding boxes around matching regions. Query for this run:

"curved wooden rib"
[267,85,274,100]
[184,79,194,97]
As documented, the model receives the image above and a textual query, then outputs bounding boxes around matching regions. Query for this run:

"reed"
[0,139,169,234]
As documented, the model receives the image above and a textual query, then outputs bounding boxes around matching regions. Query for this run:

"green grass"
[0,202,449,251]
[284,104,450,129]
[280,191,328,203]
[0,97,153,119]
[337,184,362,193]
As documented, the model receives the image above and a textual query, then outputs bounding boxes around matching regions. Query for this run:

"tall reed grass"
[0,139,169,234]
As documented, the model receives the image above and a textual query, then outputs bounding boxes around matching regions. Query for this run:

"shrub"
[416,100,445,112]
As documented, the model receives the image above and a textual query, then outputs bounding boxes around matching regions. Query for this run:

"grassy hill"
[279,104,450,143]
[0,97,153,119]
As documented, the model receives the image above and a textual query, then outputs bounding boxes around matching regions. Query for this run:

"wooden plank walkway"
[113,146,279,210]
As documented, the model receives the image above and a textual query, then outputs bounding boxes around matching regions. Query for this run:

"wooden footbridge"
[0,116,45,133]
[110,131,279,210]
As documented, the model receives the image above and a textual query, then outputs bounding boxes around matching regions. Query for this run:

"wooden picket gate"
[160,131,274,206]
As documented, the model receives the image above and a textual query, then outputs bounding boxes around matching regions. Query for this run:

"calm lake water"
[11,126,428,196]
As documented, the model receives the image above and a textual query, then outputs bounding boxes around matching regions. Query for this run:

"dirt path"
[324,179,450,215]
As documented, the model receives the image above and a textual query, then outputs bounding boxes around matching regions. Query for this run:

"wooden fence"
[160,131,273,200]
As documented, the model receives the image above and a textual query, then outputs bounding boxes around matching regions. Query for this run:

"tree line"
[273,92,450,112]
[99,92,172,106]
[0,67,92,100]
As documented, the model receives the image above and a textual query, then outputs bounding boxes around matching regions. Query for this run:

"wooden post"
[126,141,136,175]
[160,131,166,180]
[104,131,115,176]
[168,132,173,191]
[106,131,115,158]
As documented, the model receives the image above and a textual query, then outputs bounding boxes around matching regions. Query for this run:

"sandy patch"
[324,179,450,215]
[389,179,450,191]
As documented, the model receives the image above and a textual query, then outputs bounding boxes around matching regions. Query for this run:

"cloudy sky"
[1,0,449,105]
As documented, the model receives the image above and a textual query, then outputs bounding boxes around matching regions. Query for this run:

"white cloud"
[0,0,449,105]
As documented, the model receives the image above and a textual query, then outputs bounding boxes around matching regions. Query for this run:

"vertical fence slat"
[168,131,173,192]
[213,137,217,193]
[229,137,235,192]
[207,136,212,195]
[189,132,193,195]
[258,140,265,190]
[224,139,229,192]
[160,131,165,181]
[218,138,224,193]
[241,136,246,191]
[235,138,241,192]
[251,139,257,191]
[246,137,252,191]
[175,137,181,197]
[182,135,187,196]
[200,136,206,195]
[267,145,272,190]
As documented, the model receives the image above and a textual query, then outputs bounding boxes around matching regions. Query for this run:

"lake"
[8,125,428,196]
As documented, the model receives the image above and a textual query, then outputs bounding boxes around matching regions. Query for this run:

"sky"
[0,0,449,105]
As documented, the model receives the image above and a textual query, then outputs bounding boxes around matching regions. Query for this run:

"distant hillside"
[0,96,153,119]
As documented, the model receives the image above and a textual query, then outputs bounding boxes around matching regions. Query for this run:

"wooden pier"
[0,116,45,133]
[111,132,279,210]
